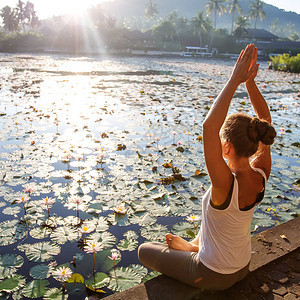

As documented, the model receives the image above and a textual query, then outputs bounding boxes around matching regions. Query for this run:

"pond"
[0,53,299,299]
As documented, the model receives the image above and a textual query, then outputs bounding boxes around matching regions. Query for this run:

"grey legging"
[138,242,249,290]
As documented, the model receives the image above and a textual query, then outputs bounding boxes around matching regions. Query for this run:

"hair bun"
[248,117,260,143]
[248,117,276,145]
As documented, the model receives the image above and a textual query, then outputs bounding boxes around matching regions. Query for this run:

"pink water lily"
[16,196,30,204]
[84,241,104,273]
[68,196,84,218]
[113,203,127,215]
[84,241,103,254]
[186,215,201,228]
[69,196,83,204]
[79,225,94,234]
[43,197,55,206]
[79,224,94,241]
[52,266,73,291]
[43,197,55,217]
[52,266,72,282]
[186,215,201,222]
[16,196,30,214]
[23,185,36,197]
[108,249,121,269]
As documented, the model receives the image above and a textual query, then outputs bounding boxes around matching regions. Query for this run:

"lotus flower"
[43,197,55,217]
[16,196,30,204]
[84,241,103,254]
[23,185,36,197]
[186,215,201,228]
[108,249,121,269]
[16,196,30,214]
[68,196,84,218]
[52,266,73,282]
[84,241,104,273]
[79,224,94,241]
[113,203,127,215]
[186,215,201,222]
[52,266,73,292]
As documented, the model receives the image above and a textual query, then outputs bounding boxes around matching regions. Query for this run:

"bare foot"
[165,233,198,252]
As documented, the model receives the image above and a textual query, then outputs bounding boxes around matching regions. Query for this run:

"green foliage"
[0,31,45,52]
[269,53,300,73]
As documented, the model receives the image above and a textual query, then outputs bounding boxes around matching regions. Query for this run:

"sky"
[0,0,111,19]
[0,0,299,19]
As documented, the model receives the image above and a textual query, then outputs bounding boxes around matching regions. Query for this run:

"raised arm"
[202,44,256,204]
[245,48,273,178]
[245,48,271,123]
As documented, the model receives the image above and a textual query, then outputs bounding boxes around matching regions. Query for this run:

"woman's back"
[234,166,265,210]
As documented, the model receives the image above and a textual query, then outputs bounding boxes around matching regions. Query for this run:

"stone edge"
[104,217,300,300]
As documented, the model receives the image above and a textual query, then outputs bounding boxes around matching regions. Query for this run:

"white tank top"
[198,167,267,274]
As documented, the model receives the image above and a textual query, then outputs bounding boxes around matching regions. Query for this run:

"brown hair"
[221,113,276,158]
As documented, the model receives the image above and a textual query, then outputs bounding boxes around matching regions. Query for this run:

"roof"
[244,29,278,40]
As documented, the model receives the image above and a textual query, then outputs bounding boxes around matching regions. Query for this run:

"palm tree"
[227,0,242,35]
[234,16,249,39]
[152,20,177,49]
[248,0,265,29]
[0,6,19,32]
[24,1,39,29]
[206,0,227,49]
[191,11,211,47]
[16,0,26,31]
[145,0,158,20]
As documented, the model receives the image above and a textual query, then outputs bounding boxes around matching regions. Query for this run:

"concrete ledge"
[105,218,300,300]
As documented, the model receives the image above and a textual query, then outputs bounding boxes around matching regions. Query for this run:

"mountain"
[101,0,300,32]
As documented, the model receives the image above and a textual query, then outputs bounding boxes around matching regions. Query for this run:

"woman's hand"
[246,47,259,83]
[230,44,257,85]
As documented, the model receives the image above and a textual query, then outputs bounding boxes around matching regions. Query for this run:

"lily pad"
[0,254,24,279]
[29,227,52,239]
[29,264,53,279]
[172,222,195,238]
[129,211,156,226]
[117,238,139,251]
[2,206,21,215]
[66,273,85,284]
[43,288,68,300]
[108,267,142,292]
[140,224,168,242]
[18,242,61,262]
[85,272,109,289]
[87,232,116,249]
[0,274,26,293]
[22,279,49,298]
[50,226,79,244]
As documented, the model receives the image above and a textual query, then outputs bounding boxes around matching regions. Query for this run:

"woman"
[138,44,276,290]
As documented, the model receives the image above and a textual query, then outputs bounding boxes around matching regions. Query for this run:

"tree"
[0,6,19,32]
[206,0,227,49]
[16,0,26,31]
[227,0,242,35]
[152,20,177,49]
[24,1,39,29]
[248,0,265,29]
[234,16,249,38]
[145,0,158,20]
[191,11,211,47]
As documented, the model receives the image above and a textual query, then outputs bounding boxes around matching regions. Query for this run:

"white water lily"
[52,266,72,282]
[113,203,127,215]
